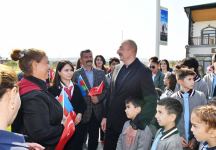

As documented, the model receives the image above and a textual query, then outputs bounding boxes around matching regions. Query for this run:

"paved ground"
[97,143,103,150]
[83,142,103,150]
[83,131,104,150]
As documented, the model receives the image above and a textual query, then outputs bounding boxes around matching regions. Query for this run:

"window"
[201,25,216,45]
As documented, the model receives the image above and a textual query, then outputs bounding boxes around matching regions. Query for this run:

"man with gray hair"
[101,40,157,150]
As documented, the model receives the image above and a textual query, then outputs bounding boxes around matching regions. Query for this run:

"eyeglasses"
[150,65,155,69]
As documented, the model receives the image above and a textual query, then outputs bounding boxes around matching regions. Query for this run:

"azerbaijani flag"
[56,89,76,150]
[58,89,74,116]
[77,75,89,96]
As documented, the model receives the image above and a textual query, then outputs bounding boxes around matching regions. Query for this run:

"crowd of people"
[0,39,216,150]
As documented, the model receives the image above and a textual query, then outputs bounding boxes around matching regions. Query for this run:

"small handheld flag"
[77,75,89,96]
[88,81,105,96]
[55,115,75,150]
[55,89,76,150]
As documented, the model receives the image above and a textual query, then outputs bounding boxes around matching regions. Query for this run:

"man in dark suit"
[72,49,107,150]
[101,40,157,150]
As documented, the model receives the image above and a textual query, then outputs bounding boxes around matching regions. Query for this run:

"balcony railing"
[191,36,216,46]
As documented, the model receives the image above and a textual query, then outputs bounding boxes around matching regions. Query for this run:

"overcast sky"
[0,0,215,60]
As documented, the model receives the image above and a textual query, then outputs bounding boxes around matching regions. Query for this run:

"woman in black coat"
[48,60,86,150]
[11,49,64,149]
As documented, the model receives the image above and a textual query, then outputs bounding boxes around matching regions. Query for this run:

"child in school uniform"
[191,105,216,150]
[116,98,153,150]
[203,54,216,100]
[171,68,207,149]
[151,97,183,150]
[175,57,208,98]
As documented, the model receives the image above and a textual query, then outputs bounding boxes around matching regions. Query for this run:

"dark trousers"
[103,127,121,150]
[64,112,100,150]
[84,112,100,150]
[100,128,104,141]
[64,123,84,150]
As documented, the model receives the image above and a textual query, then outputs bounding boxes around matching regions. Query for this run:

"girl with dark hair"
[160,72,177,99]
[76,58,82,70]
[160,59,173,74]
[11,49,64,149]
[94,55,107,73]
[48,60,86,150]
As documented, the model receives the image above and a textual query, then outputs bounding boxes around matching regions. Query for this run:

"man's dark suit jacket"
[72,67,107,123]
[105,58,157,133]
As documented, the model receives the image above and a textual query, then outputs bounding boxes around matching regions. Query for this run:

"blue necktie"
[213,75,216,97]
[202,146,208,150]
[201,142,209,150]
[151,130,163,150]
[182,93,190,142]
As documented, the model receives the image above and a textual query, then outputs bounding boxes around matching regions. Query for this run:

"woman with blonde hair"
[0,64,44,150]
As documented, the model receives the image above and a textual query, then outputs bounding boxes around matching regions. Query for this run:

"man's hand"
[101,118,107,132]
[90,96,99,104]
[26,142,45,150]
[75,113,82,125]
[125,126,137,146]
[180,137,188,148]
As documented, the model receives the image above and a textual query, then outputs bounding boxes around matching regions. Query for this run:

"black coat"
[48,83,86,114]
[12,76,64,149]
[105,58,157,133]
[48,83,87,150]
